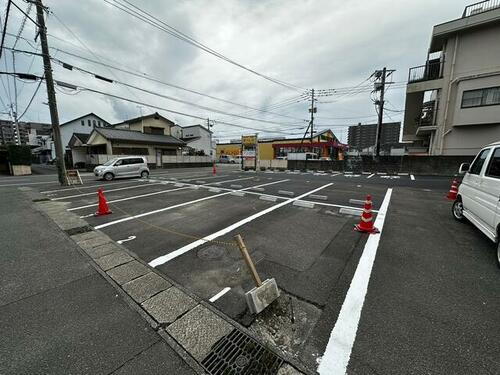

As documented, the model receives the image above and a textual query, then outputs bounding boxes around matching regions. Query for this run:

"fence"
[463,0,500,17]
[161,155,211,163]
[86,154,211,167]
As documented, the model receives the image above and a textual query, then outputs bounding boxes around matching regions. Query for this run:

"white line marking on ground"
[67,177,255,210]
[94,179,289,230]
[367,174,375,179]
[318,188,392,375]
[51,182,165,200]
[149,183,333,267]
[410,174,415,181]
[209,287,231,302]
[117,235,137,244]
[79,213,95,218]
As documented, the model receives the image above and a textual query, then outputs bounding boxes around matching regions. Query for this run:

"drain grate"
[201,329,284,375]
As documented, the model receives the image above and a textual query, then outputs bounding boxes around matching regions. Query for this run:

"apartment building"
[347,122,402,154]
[403,1,500,155]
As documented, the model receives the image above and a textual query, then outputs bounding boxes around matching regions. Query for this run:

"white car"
[452,141,500,266]
[94,156,150,181]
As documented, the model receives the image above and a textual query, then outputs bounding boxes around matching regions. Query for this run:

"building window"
[97,121,101,127]
[461,86,500,108]
[93,120,97,128]
[81,120,84,126]
[88,119,91,127]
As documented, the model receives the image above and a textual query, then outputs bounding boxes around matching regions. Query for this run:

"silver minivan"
[94,156,150,181]
[452,141,500,266]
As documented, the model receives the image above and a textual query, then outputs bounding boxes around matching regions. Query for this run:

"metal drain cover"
[201,329,284,374]
[197,245,225,260]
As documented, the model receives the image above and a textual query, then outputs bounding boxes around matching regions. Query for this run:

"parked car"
[218,155,236,163]
[452,141,500,266]
[94,156,150,181]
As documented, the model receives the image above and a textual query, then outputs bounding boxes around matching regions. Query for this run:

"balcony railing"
[463,0,500,17]
[408,60,443,84]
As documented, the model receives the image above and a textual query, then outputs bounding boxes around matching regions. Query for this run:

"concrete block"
[259,195,278,202]
[167,304,233,361]
[278,190,294,196]
[122,272,172,303]
[292,200,315,209]
[230,184,242,188]
[189,185,200,190]
[361,171,371,175]
[245,278,280,314]
[95,251,134,271]
[339,207,362,216]
[208,188,221,193]
[85,242,121,259]
[174,183,184,187]
[249,187,265,192]
[70,231,100,243]
[278,364,304,375]
[141,287,196,325]
[78,235,113,251]
[376,172,387,175]
[349,199,366,205]
[309,194,327,201]
[106,260,150,285]
[230,191,245,197]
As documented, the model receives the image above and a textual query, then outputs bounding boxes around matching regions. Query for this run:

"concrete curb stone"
[141,287,197,325]
[122,272,172,303]
[95,251,134,271]
[106,260,151,285]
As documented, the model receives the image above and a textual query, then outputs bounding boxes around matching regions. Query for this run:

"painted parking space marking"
[209,287,231,302]
[51,182,165,200]
[79,213,95,219]
[117,235,137,244]
[318,188,392,375]
[94,179,289,230]
[410,174,415,181]
[367,174,375,179]
[148,183,333,267]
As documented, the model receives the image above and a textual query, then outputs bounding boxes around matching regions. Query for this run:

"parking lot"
[12,164,498,374]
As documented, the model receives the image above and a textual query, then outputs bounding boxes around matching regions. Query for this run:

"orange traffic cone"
[95,188,112,216]
[213,162,217,176]
[354,195,379,234]
[446,179,459,200]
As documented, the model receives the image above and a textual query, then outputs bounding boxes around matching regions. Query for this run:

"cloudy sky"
[1,0,472,142]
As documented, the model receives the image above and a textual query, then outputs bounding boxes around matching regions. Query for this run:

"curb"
[24,187,313,375]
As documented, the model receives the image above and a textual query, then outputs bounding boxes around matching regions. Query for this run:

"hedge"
[7,144,32,165]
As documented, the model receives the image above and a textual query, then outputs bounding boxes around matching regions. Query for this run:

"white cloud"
[1,0,473,142]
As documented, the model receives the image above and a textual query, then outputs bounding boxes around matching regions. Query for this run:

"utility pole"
[309,89,316,150]
[373,67,394,158]
[35,0,67,185]
[206,118,213,160]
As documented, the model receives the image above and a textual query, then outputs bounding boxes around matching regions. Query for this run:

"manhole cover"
[197,245,226,260]
[201,329,284,374]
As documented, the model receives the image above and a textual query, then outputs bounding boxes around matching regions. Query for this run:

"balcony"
[408,59,443,84]
[463,0,500,17]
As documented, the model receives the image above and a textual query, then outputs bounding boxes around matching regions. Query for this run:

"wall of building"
[60,114,108,150]
[183,126,213,157]
[122,117,174,135]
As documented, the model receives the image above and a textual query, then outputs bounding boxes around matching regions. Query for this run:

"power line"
[102,0,305,91]
[50,58,307,127]
[17,74,43,120]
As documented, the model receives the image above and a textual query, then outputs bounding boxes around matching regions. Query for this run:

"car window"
[130,158,143,164]
[469,149,490,175]
[114,159,124,166]
[486,148,500,178]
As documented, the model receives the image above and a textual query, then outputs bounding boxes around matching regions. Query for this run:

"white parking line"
[51,182,165,200]
[367,174,375,179]
[94,179,289,230]
[410,174,415,181]
[209,287,231,302]
[318,188,392,375]
[149,183,333,267]
[68,176,256,211]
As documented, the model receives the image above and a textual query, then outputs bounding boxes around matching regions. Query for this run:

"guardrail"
[463,0,500,17]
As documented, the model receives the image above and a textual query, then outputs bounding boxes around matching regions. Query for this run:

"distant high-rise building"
[347,122,401,152]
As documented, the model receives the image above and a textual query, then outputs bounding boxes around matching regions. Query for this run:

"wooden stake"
[234,234,262,287]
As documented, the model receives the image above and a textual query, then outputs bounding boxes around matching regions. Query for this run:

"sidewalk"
[0,188,196,375]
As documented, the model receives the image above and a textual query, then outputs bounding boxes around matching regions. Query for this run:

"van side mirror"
[459,163,470,174]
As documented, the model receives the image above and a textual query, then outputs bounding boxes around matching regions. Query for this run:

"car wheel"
[103,172,114,181]
[141,171,149,179]
[452,198,465,222]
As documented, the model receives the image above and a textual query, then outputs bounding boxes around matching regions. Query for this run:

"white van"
[452,141,500,266]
